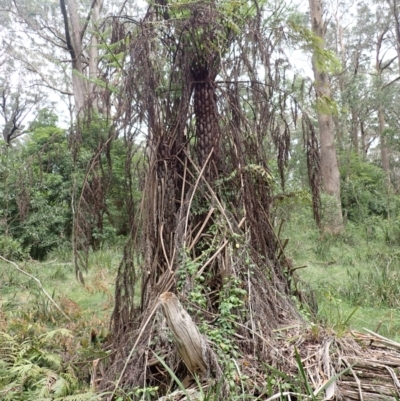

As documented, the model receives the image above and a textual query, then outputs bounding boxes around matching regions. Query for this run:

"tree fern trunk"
[193,70,220,181]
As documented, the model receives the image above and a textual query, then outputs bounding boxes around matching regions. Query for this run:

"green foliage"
[177,241,249,391]
[0,108,142,259]
[0,111,72,259]
[339,252,400,309]
[288,18,341,75]
[0,236,26,259]
[0,247,119,400]
[317,289,360,334]
[205,276,247,358]
[340,152,398,222]
[282,200,400,339]
[0,329,95,401]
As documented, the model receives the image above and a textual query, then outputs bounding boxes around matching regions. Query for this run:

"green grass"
[0,246,125,401]
[283,209,400,340]
[0,246,122,325]
[2,205,400,399]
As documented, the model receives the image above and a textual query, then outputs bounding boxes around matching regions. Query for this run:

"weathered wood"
[159,292,207,376]
[334,331,400,400]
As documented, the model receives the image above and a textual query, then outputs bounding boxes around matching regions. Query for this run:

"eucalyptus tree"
[371,0,400,189]
[0,0,113,115]
[308,0,343,233]
[386,0,400,68]
[0,74,42,144]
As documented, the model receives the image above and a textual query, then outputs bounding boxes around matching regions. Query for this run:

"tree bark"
[387,0,400,68]
[88,0,103,111]
[59,0,86,114]
[378,105,390,186]
[351,108,359,153]
[309,0,344,234]
[375,21,392,189]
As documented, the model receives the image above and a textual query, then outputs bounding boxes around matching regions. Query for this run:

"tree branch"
[382,75,400,89]
[80,0,102,41]
[59,0,77,65]
[0,255,72,321]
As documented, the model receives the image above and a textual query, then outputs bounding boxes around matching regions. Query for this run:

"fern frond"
[0,332,18,364]
[61,371,79,386]
[53,391,99,401]
[52,376,72,397]
[37,352,62,369]
[40,328,73,341]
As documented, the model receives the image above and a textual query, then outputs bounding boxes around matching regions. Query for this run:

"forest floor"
[2,213,400,399]
[2,215,399,340]
[0,246,121,328]
[283,210,400,340]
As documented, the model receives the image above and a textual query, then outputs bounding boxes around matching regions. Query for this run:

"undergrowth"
[3,197,400,399]
[0,246,121,400]
[282,202,400,340]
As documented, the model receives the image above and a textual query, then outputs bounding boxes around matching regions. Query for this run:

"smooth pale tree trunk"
[351,108,359,153]
[60,0,103,115]
[378,105,390,187]
[89,0,103,111]
[375,25,392,189]
[68,0,87,113]
[60,0,86,113]
[309,0,344,234]
[387,0,400,68]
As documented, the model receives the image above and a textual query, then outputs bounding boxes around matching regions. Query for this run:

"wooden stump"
[159,292,207,377]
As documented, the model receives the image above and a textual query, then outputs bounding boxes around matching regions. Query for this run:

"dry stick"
[187,207,215,252]
[0,255,72,322]
[341,357,363,401]
[184,151,235,234]
[363,328,400,349]
[143,319,157,398]
[179,157,188,216]
[232,357,245,401]
[384,366,400,394]
[109,301,160,400]
[247,266,256,353]
[196,217,246,278]
[160,224,173,273]
[218,50,247,227]
[183,149,214,244]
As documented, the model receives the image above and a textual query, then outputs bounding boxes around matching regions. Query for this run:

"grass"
[0,246,125,401]
[283,208,400,340]
[2,206,400,399]
[0,245,124,343]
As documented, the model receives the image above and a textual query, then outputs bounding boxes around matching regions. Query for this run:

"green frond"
[0,331,18,363]
[52,376,72,397]
[60,371,79,386]
[53,392,99,401]
[37,352,62,370]
[40,328,73,341]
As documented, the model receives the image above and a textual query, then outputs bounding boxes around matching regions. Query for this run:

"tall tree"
[0,79,41,144]
[101,0,322,395]
[374,2,398,189]
[309,0,344,233]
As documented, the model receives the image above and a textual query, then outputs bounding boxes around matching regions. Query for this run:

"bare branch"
[0,255,72,322]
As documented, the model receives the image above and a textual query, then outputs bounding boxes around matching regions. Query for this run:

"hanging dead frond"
[302,113,322,227]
